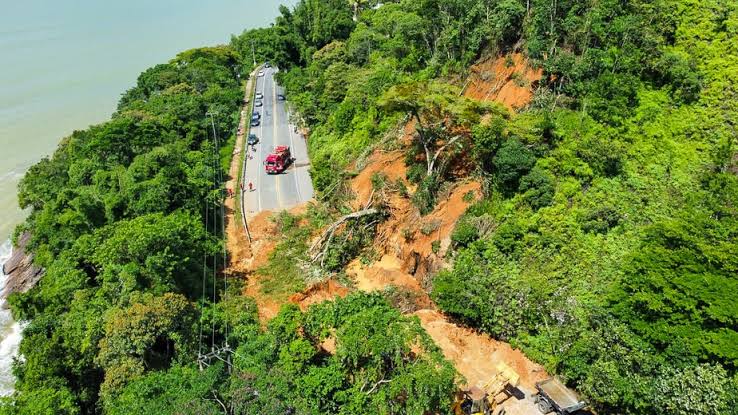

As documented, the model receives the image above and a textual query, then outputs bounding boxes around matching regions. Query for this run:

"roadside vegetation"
[3,0,738,414]
[236,0,738,414]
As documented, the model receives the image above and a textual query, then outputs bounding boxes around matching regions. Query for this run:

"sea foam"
[0,239,23,396]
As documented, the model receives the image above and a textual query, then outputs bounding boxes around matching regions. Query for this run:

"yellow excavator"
[452,362,520,415]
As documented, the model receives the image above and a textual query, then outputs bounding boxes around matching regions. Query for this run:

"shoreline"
[0,233,43,301]
[0,239,24,396]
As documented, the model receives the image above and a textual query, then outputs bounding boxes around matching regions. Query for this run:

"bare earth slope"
[225,54,549,413]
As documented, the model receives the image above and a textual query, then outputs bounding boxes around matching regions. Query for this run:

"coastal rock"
[1,232,43,300]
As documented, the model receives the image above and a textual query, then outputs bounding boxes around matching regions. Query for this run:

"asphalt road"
[243,67,314,215]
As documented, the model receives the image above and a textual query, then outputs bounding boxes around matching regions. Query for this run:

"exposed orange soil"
[349,255,421,292]
[463,53,542,111]
[228,203,348,320]
[350,150,409,206]
[229,210,281,321]
[224,73,256,268]
[348,149,481,282]
[342,144,547,408]
[415,309,548,391]
[289,279,349,311]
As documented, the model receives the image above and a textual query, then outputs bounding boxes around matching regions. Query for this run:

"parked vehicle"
[264,146,293,174]
[252,112,260,120]
[250,119,260,127]
[254,100,263,107]
[255,91,263,100]
[258,70,264,77]
[535,378,586,414]
[247,134,259,145]
[277,94,286,101]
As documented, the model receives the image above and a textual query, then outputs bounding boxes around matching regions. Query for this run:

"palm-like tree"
[348,0,371,22]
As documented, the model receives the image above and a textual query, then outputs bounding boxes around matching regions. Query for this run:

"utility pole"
[207,111,218,143]
[251,40,256,67]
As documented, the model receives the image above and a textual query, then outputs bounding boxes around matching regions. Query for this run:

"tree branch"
[427,134,463,175]
[365,378,392,395]
[211,391,229,415]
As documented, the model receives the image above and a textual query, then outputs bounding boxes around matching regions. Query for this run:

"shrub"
[519,166,555,210]
[431,240,441,254]
[451,218,479,248]
[412,174,440,215]
[420,220,441,236]
[581,205,621,234]
[493,138,536,194]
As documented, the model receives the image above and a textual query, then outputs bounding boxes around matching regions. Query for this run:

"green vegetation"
[3,46,242,414]
[6,0,738,414]
[106,292,456,415]
[428,2,738,414]
[237,1,738,414]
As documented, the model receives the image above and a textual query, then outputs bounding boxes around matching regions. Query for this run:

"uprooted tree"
[379,81,498,213]
[379,80,496,178]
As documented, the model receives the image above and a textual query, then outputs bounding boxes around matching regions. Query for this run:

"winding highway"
[242,67,314,215]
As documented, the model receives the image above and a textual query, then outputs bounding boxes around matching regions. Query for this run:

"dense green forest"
[4,0,738,414]
[234,0,738,414]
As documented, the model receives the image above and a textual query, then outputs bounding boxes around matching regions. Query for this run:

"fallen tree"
[309,208,379,267]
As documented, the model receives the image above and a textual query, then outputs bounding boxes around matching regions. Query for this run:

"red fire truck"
[264,145,293,174]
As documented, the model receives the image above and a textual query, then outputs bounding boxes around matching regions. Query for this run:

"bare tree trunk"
[424,142,434,176]
[426,135,462,176]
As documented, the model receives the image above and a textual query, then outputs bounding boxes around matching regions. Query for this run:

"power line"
[198,199,208,358]
[197,111,233,373]
[209,111,230,350]
[209,113,218,352]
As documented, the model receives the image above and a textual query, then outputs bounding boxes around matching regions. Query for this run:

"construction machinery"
[534,377,586,414]
[264,145,293,174]
[453,362,520,415]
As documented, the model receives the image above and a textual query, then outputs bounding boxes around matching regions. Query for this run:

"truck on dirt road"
[534,378,586,414]
[264,145,293,174]
[453,362,520,415]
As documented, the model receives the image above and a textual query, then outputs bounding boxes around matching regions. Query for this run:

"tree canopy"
[6,0,738,414]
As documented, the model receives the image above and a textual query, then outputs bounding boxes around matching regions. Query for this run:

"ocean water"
[0,0,292,395]
[0,0,292,243]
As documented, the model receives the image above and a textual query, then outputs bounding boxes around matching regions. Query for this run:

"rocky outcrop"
[1,232,43,300]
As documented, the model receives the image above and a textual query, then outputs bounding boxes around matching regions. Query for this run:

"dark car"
[277,94,286,101]
[264,62,271,68]
[247,134,259,145]
[250,118,260,127]
[254,100,263,107]
[252,111,260,120]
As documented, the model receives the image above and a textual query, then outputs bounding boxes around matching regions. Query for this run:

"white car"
[255,92,263,99]
[258,70,265,77]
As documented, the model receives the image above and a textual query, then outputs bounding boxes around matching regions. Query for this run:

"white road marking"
[256,76,264,212]
[271,69,284,209]
[286,101,303,204]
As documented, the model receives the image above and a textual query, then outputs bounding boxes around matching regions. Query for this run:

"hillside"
[232,0,738,413]
[3,1,737,414]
